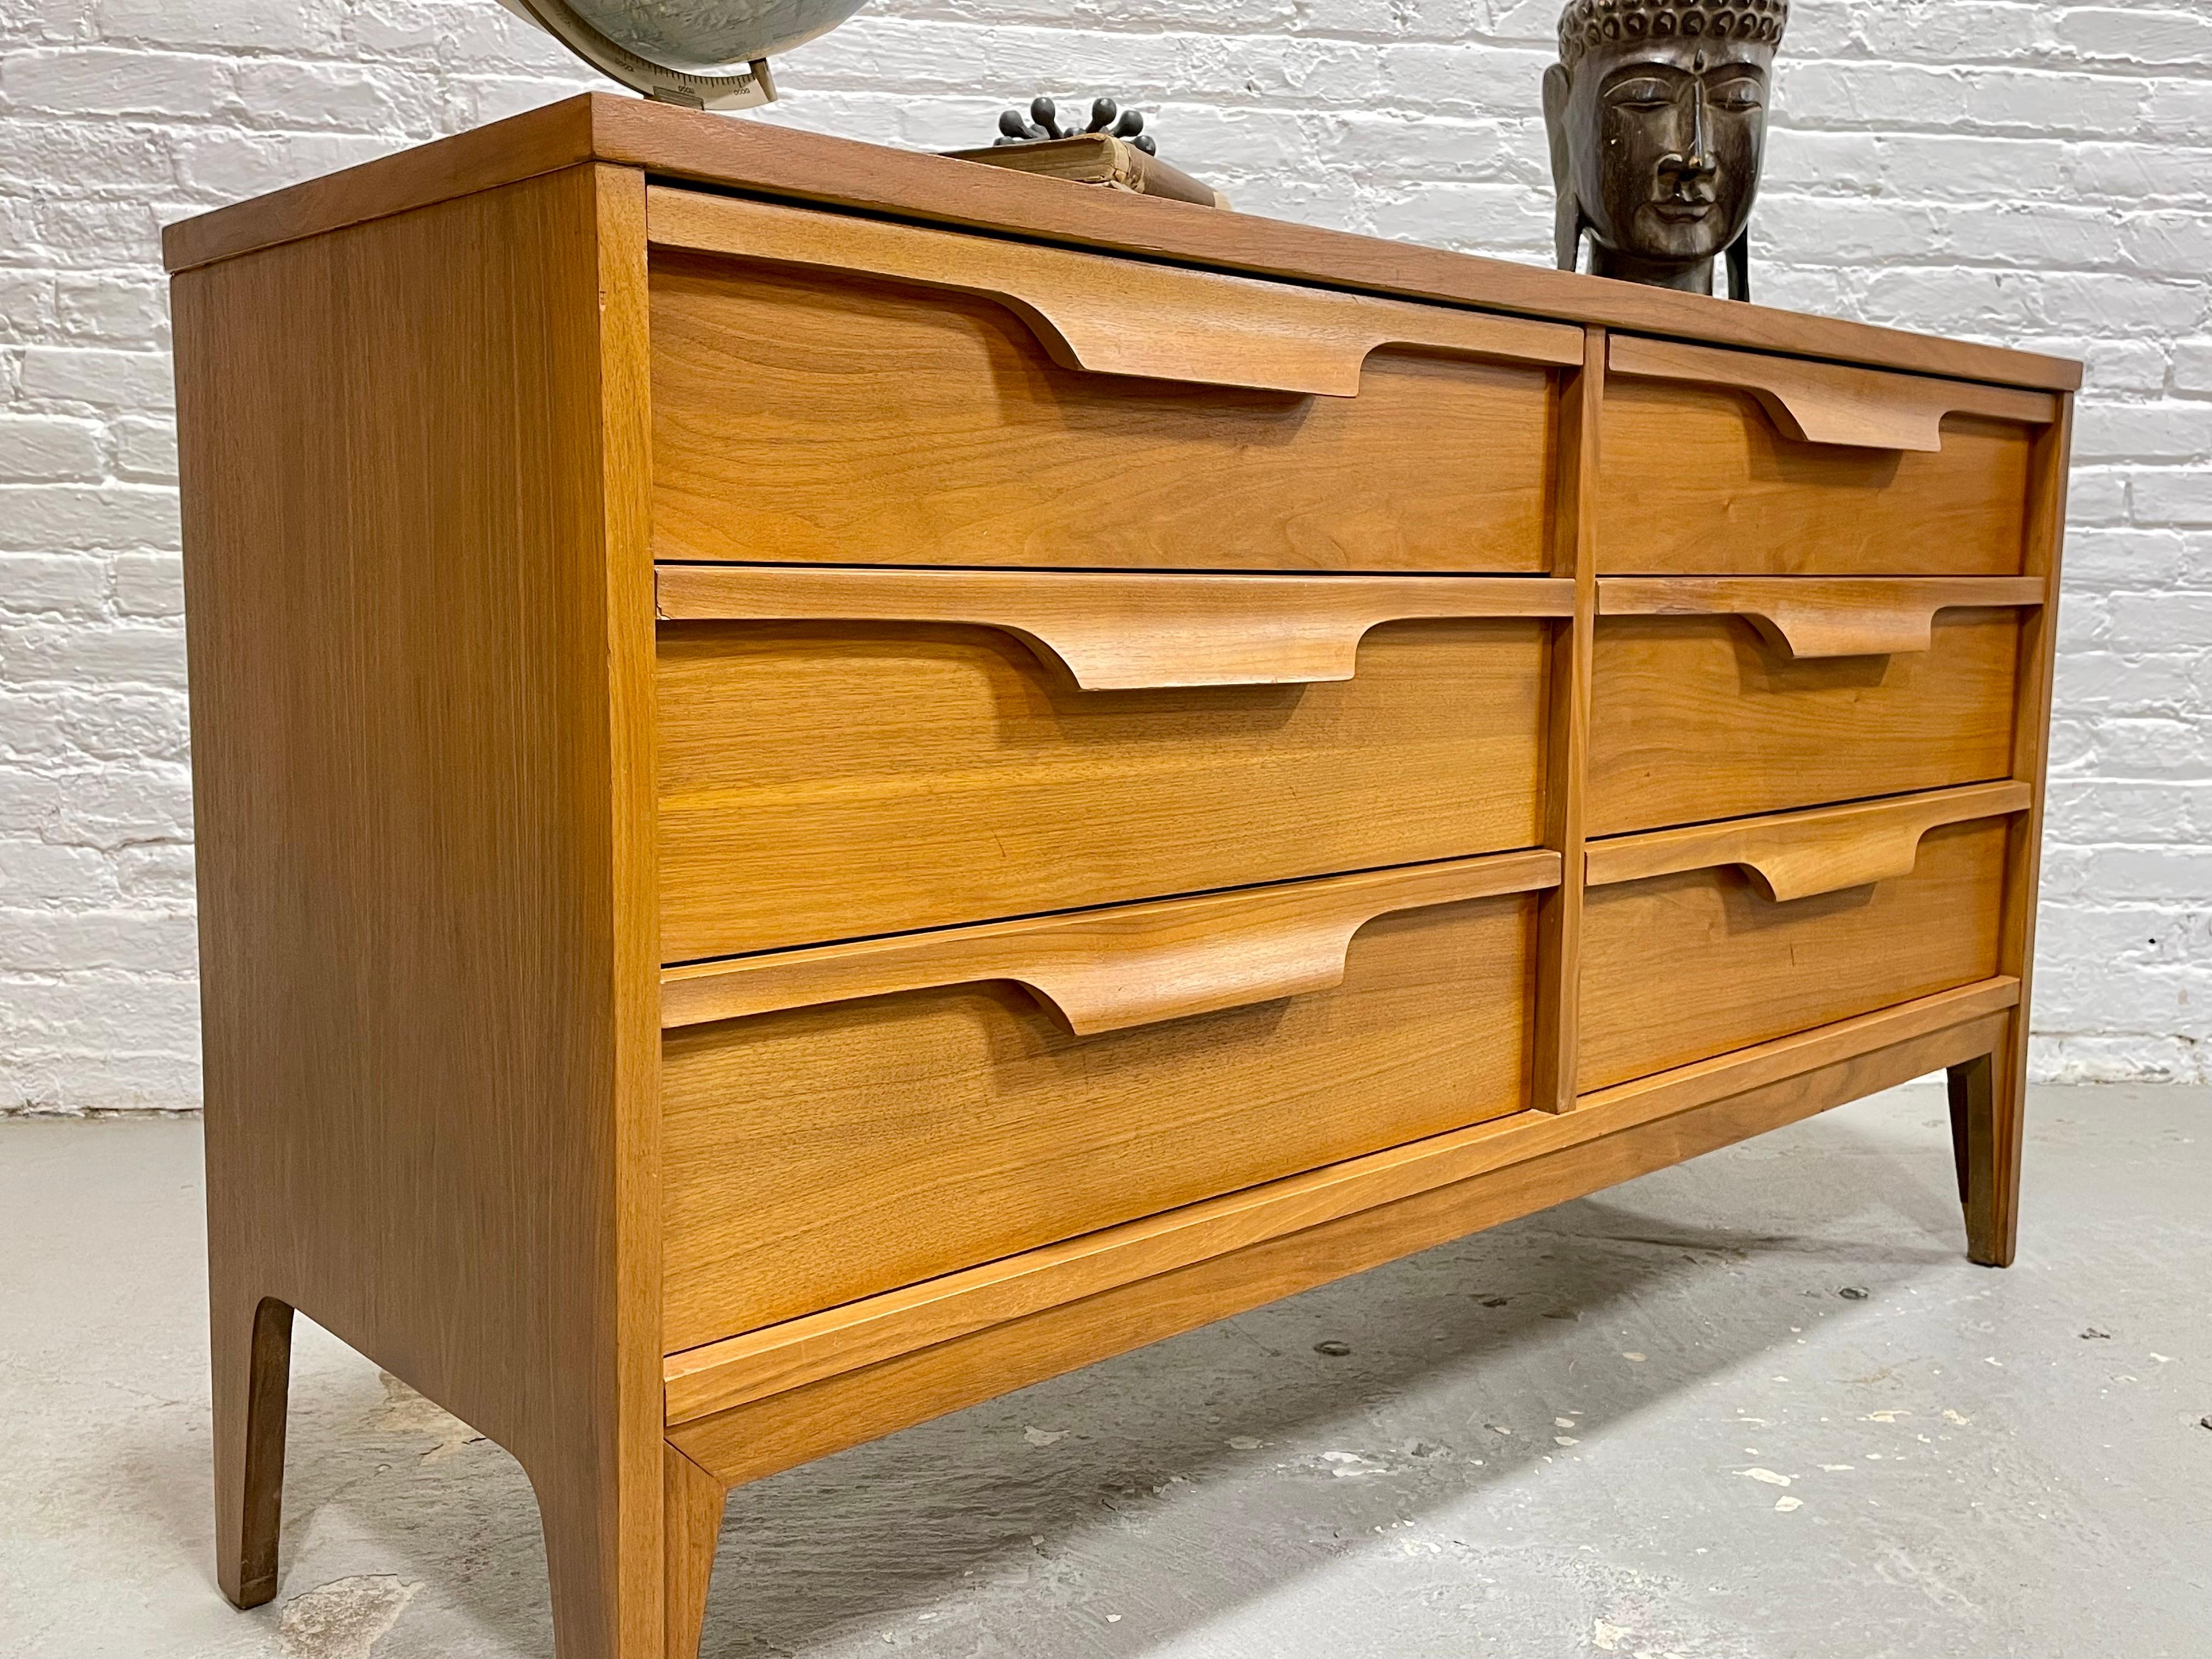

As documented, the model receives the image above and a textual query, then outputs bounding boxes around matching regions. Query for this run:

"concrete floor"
[3,1085,2208,1659]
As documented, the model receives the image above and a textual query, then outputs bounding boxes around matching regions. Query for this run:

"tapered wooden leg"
[1946,1028,2024,1268]
[664,1444,727,1659]
[212,1291,294,1609]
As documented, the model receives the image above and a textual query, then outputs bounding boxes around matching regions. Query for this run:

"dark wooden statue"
[1543,0,1787,300]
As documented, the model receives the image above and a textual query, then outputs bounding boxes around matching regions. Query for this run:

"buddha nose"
[1683,82,1717,177]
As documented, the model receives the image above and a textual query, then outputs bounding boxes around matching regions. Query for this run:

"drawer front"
[646,191,1578,573]
[1588,606,2022,837]
[1578,814,2009,1092]
[659,856,1551,1351]
[1598,338,2055,576]
[658,572,1557,962]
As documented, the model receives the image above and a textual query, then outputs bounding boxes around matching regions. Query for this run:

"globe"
[564,0,871,75]
[499,0,872,107]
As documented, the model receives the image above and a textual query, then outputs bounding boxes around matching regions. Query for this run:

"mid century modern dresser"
[166,95,2075,1659]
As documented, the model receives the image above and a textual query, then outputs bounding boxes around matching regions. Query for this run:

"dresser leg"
[211,1291,294,1609]
[664,1444,727,1659]
[1945,1035,2023,1268]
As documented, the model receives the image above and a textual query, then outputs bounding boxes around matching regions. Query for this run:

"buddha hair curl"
[1556,0,1788,68]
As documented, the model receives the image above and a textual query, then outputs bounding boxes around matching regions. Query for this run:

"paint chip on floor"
[278,1576,421,1659]
[1775,1496,1804,1513]
[1741,1468,1793,1487]
[1023,1426,1068,1447]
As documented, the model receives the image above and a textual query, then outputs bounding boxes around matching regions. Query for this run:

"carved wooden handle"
[1598,577,2046,658]
[1609,336,2059,452]
[648,186,1585,397]
[657,566,1576,689]
[1585,782,2030,902]
[661,849,1561,1035]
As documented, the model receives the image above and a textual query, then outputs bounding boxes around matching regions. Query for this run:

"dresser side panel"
[176,162,661,1628]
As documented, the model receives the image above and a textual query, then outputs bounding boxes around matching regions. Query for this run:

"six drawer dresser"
[166,94,2077,1659]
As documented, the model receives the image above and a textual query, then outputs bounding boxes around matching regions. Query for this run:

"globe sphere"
[562,0,871,75]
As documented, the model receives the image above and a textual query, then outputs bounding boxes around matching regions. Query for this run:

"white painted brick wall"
[2,0,2208,1109]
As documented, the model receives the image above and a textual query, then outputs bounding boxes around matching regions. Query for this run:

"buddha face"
[1545,37,1774,290]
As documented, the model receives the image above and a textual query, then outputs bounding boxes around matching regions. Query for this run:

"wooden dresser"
[166,95,2075,1659]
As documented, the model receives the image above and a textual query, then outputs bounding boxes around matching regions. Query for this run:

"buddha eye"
[1710,77,1764,110]
[1607,78,1674,109]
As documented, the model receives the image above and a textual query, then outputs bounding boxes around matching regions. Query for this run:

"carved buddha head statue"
[1543,0,1787,299]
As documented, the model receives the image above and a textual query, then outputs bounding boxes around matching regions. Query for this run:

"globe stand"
[496,0,780,110]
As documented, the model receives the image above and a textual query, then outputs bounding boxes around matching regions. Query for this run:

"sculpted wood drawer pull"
[1584,782,2032,903]
[1608,335,2060,452]
[647,186,1587,397]
[1597,576,2046,659]
[656,566,1577,689]
[661,848,1561,1035]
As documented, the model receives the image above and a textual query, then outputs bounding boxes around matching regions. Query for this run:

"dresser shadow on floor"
[140,1102,1970,1657]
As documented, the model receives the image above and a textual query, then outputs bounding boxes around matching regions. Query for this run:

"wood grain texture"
[1596,576,2046,659]
[162,95,2082,395]
[659,889,1542,1351]
[1532,329,1603,1114]
[1595,379,2036,576]
[1963,393,2075,1269]
[1607,335,2057,450]
[649,251,1559,573]
[1585,782,2032,901]
[648,187,1581,394]
[1578,818,2009,1092]
[667,1002,2009,1489]
[209,1295,293,1607]
[1587,610,2023,836]
[657,616,1551,962]
[660,849,1559,1034]
[662,1446,725,1659]
[653,566,1573,689]
[179,165,664,1657]
[662,974,2020,1426]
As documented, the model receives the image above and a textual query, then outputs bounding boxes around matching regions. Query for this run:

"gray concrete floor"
[3,1085,2208,1659]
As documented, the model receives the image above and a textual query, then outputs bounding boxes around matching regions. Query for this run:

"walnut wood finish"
[1587,608,2024,836]
[648,252,1560,573]
[171,115,2072,1659]
[654,565,1574,689]
[1531,330,1604,1115]
[179,166,664,1654]
[661,849,1559,1035]
[1607,336,2058,451]
[649,188,1581,396]
[1596,381,2038,577]
[657,610,1549,961]
[1597,575,2045,658]
[1586,781,2032,901]
[662,1446,724,1659]
[162,95,2080,394]
[1956,395,2074,1268]
[668,997,2014,1491]
[660,887,1543,1348]
[663,970,2022,1427]
[1578,817,2010,1092]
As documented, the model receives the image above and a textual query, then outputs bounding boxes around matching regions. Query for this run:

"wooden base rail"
[663,975,2019,1432]
[1585,782,2034,902]
[648,187,1587,398]
[1607,336,2060,452]
[661,848,1561,1035]
[654,566,1577,690]
[1596,576,2047,659]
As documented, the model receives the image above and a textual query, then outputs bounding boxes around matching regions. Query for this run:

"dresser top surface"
[162,92,2080,394]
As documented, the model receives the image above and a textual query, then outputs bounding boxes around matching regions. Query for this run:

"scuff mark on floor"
[369,1371,488,1463]
[277,1575,421,1659]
